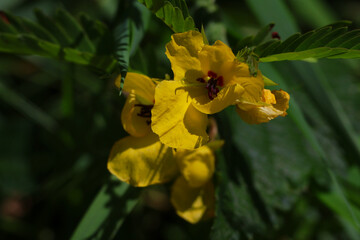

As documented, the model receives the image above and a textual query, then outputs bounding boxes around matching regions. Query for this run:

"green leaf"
[256,22,360,62]
[114,19,130,94]
[137,0,195,32]
[34,9,73,46]
[262,75,278,86]
[54,8,95,52]
[113,0,150,95]
[211,112,270,238]
[70,177,139,240]
[253,23,275,45]
[201,24,209,45]
[0,33,116,72]
[2,11,58,43]
[318,189,360,232]
[0,10,118,73]
[236,23,274,50]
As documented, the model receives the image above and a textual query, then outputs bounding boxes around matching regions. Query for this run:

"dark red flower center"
[134,104,153,125]
[197,71,224,100]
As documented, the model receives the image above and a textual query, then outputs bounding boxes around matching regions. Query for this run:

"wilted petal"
[236,89,290,124]
[151,81,208,150]
[171,176,215,224]
[272,89,290,116]
[108,133,178,187]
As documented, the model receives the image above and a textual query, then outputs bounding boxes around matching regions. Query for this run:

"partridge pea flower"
[151,30,264,150]
[236,89,290,124]
[109,72,223,223]
[108,73,178,187]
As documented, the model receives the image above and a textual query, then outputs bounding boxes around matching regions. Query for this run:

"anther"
[217,76,224,86]
[208,71,217,79]
[134,104,153,124]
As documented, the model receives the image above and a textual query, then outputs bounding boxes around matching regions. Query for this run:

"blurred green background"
[0,0,359,239]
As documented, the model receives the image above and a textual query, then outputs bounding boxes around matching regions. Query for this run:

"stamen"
[197,71,225,100]
[134,104,153,124]
[217,76,224,86]
[208,71,217,79]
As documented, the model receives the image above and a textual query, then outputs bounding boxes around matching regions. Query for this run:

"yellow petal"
[108,133,178,187]
[121,92,151,137]
[171,176,215,224]
[151,81,209,150]
[175,146,215,188]
[233,69,264,105]
[236,89,290,124]
[198,40,236,85]
[115,72,156,105]
[191,84,245,114]
[206,140,225,151]
[165,31,204,83]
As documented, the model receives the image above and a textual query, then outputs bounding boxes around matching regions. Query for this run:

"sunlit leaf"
[137,0,195,32]
[256,22,360,62]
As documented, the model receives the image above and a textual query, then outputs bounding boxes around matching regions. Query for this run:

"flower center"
[134,104,153,125]
[196,71,224,100]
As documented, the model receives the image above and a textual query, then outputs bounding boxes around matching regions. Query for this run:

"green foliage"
[70,178,139,240]
[318,167,360,232]
[255,21,360,62]
[1,0,360,239]
[137,0,195,32]
[114,0,150,95]
[0,10,117,72]
[236,23,275,50]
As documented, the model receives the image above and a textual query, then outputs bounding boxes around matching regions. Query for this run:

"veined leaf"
[256,21,360,62]
[113,0,150,95]
[114,19,130,94]
[0,10,117,73]
[54,9,95,52]
[237,23,275,50]
[34,9,73,46]
[137,0,195,32]
[0,33,117,72]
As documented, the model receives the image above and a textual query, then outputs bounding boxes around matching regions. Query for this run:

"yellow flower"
[109,83,223,222]
[236,89,290,124]
[151,30,264,150]
[109,72,178,187]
